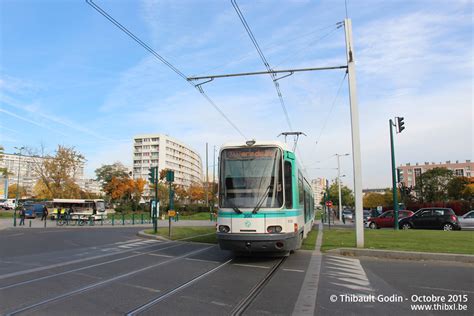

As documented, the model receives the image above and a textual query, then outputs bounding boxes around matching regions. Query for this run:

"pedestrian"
[41,205,48,221]
[19,208,25,226]
[342,212,346,224]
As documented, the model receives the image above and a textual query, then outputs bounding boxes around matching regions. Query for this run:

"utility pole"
[205,142,209,207]
[335,153,349,221]
[13,146,25,227]
[212,145,216,212]
[344,18,364,247]
[186,19,363,245]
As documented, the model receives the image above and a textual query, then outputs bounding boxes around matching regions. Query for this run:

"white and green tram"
[217,141,315,253]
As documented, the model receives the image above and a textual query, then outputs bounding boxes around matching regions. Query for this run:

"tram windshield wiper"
[232,207,242,214]
[252,184,272,214]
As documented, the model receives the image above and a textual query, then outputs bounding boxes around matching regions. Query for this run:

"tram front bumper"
[216,232,299,252]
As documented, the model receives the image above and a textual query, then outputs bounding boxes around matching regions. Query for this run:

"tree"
[95,162,129,190]
[187,183,205,203]
[7,184,27,199]
[29,145,84,199]
[447,176,469,200]
[0,145,9,177]
[327,181,354,208]
[363,193,386,209]
[414,167,453,202]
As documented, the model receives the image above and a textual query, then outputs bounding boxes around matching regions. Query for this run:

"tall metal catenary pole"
[212,145,216,209]
[337,155,342,220]
[205,142,209,207]
[344,18,364,247]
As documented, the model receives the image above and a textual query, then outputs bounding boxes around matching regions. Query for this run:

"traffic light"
[148,167,157,184]
[396,117,405,133]
[397,168,403,183]
[166,170,174,183]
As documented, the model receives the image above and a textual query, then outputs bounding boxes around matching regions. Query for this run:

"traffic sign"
[326,201,333,207]
[168,210,176,217]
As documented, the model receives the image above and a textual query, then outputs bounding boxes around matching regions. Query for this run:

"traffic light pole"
[389,119,399,230]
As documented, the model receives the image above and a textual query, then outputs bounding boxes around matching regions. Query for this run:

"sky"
[0,0,472,189]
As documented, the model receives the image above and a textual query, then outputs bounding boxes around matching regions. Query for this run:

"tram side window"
[284,161,293,208]
[303,189,307,221]
[298,172,304,208]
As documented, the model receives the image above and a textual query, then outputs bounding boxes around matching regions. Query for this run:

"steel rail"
[126,258,233,315]
[5,246,214,316]
[230,255,288,316]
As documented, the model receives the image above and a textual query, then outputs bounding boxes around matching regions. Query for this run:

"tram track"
[5,245,215,316]
[230,255,288,316]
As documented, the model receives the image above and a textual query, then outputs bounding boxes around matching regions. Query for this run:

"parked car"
[398,208,461,231]
[364,209,382,224]
[23,203,45,219]
[2,199,17,210]
[342,210,354,221]
[367,210,414,229]
[458,210,474,229]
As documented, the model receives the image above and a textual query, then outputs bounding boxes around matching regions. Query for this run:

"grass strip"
[145,226,217,244]
[322,228,474,255]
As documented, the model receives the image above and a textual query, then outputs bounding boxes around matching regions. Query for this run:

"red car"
[367,210,414,229]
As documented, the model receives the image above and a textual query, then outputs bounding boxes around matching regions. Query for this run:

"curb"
[137,230,170,242]
[327,248,474,264]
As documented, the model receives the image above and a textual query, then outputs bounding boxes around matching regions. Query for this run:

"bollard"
[29,220,32,227]
[44,219,46,228]
[122,214,125,225]
[141,214,144,224]
[101,215,103,226]
[89,216,93,226]
[132,214,135,225]
[210,212,213,221]
[112,214,115,226]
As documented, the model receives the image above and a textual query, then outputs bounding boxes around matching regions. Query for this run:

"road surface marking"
[282,268,305,273]
[185,257,220,264]
[233,264,270,269]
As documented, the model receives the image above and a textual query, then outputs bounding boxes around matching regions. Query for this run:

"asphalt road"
[0,227,472,315]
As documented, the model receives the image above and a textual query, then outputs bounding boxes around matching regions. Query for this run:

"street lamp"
[13,146,25,227]
[335,153,350,221]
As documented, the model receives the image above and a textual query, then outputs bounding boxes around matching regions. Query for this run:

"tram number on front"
[244,214,253,218]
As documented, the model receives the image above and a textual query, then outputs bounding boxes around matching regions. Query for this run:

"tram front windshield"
[219,147,283,209]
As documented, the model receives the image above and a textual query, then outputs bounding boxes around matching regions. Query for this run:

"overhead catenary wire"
[313,71,348,150]
[231,0,293,131]
[85,0,247,140]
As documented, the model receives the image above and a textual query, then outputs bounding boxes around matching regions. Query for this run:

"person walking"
[19,208,25,226]
[41,205,48,221]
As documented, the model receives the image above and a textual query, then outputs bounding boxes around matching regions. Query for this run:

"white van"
[1,199,17,210]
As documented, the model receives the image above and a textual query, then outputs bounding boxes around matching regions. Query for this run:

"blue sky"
[1,0,472,188]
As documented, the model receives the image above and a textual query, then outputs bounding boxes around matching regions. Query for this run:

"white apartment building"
[0,152,85,195]
[132,134,203,192]
[311,178,328,207]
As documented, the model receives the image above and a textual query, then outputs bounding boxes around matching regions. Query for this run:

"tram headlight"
[218,225,230,233]
[267,225,282,233]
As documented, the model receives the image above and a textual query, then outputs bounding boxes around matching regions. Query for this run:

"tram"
[216,140,314,253]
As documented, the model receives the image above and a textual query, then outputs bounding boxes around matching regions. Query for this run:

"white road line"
[6,246,215,316]
[282,269,305,273]
[414,286,474,294]
[0,242,181,291]
[147,253,174,258]
[330,282,372,292]
[185,258,220,264]
[0,240,175,280]
[233,264,270,269]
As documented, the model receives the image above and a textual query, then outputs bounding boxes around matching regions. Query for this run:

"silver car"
[458,210,474,229]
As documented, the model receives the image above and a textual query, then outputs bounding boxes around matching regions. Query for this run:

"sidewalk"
[0,218,216,230]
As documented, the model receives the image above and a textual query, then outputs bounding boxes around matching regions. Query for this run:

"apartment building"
[0,152,85,194]
[311,178,328,207]
[398,160,473,188]
[132,134,203,191]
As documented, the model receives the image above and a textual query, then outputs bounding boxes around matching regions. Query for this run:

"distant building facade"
[132,134,203,194]
[311,178,328,206]
[0,152,85,195]
[398,160,473,188]
[362,188,387,195]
